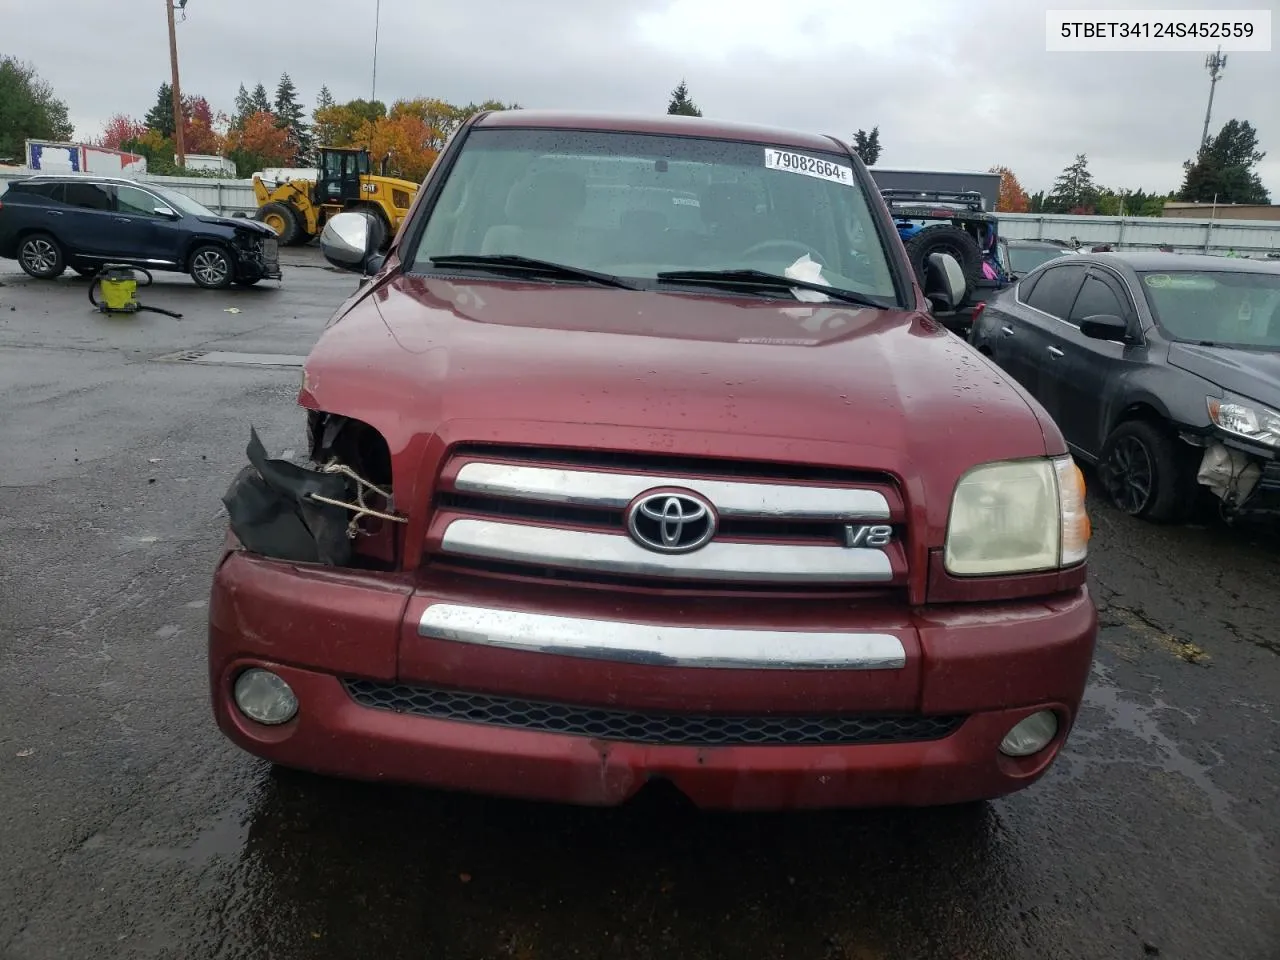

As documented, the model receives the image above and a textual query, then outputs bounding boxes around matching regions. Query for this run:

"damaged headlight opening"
[1207,393,1280,448]
[221,421,406,568]
[944,456,1089,576]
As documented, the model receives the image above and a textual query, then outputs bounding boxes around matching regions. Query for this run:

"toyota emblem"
[626,491,717,554]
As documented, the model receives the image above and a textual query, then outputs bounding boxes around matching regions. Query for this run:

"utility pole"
[167,0,186,169]
[1200,46,1227,151]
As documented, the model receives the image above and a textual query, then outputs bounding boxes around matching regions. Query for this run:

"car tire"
[1097,419,1196,523]
[189,244,235,289]
[17,233,67,279]
[903,224,984,298]
[257,202,302,245]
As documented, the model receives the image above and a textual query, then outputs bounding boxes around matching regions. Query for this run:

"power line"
[371,0,381,103]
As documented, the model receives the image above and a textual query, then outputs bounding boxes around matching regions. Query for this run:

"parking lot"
[0,248,1277,960]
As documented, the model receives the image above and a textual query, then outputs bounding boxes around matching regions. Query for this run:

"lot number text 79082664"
[763,148,853,186]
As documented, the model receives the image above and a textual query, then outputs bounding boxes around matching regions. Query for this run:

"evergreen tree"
[231,83,251,130]
[1046,154,1099,213]
[852,127,881,166]
[666,80,702,117]
[144,82,176,138]
[273,72,312,163]
[316,85,335,112]
[248,83,272,116]
[1179,119,1270,204]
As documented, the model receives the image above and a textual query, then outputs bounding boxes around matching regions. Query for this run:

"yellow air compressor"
[88,265,183,319]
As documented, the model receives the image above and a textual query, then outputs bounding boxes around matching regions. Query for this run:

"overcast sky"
[6,0,1278,197]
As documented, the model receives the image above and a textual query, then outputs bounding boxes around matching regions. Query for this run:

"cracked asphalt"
[0,248,1276,960]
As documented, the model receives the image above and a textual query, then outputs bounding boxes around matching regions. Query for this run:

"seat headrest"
[620,209,668,233]
[505,171,587,228]
[700,182,758,227]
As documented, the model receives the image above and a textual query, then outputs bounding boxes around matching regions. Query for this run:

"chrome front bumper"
[418,603,907,670]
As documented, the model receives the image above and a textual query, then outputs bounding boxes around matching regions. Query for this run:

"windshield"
[149,183,215,218]
[409,128,899,302]
[1008,245,1072,274]
[1139,270,1280,349]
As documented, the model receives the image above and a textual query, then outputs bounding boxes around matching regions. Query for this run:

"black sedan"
[969,252,1280,522]
[0,175,281,289]
[998,238,1077,279]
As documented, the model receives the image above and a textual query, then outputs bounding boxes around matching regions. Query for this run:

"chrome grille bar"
[453,462,891,520]
[439,519,893,583]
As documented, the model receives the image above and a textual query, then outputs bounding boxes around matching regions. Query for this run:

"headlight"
[944,455,1089,576]
[1207,393,1280,448]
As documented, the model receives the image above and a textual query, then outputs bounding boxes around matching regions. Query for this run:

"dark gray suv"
[0,176,281,288]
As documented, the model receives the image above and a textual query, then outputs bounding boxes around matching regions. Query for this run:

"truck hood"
[1167,342,1280,407]
[301,274,1055,510]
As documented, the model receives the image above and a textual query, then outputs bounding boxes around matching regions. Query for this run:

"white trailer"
[24,140,147,176]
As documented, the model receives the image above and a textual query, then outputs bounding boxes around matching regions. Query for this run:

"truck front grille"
[344,679,963,747]
[425,444,907,593]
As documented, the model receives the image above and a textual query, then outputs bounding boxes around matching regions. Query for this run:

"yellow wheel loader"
[251,147,419,250]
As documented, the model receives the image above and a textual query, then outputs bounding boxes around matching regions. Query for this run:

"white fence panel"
[0,168,257,216]
[996,212,1280,256]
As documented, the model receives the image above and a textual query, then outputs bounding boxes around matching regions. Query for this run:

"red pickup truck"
[210,110,1097,810]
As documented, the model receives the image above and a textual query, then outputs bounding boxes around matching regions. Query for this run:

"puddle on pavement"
[1064,661,1269,875]
[78,798,251,869]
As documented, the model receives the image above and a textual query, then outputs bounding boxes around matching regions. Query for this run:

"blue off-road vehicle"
[880,188,1008,336]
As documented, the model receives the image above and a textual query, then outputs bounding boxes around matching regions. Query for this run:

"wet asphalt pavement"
[0,249,1276,960]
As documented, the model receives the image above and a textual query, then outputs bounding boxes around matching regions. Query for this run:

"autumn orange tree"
[989,165,1030,213]
[313,98,386,149]
[101,90,228,174]
[225,110,292,175]
[314,96,518,183]
[97,114,148,150]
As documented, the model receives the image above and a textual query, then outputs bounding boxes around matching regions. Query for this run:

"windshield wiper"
[654,269,888,308]
[429,254,637,289]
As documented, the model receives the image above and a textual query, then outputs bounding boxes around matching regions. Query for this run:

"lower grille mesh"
[343,680,965,747]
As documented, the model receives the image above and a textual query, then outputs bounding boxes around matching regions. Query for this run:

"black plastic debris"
[221,426,354,565]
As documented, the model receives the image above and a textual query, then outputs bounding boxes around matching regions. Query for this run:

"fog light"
[233,668,298,725]
[999,710,1058,757]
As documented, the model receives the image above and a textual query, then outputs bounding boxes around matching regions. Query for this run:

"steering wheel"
[741,240,826,267]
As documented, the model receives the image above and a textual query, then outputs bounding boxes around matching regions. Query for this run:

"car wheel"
[18,233,67,279]
[1097,419,1195,522]
[190,245,234,289]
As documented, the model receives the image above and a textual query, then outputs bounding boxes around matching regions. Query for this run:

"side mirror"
[321,211,377,273]
[154,205,178,218]
[1079,313,1129,342]
[923,252,966,311]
